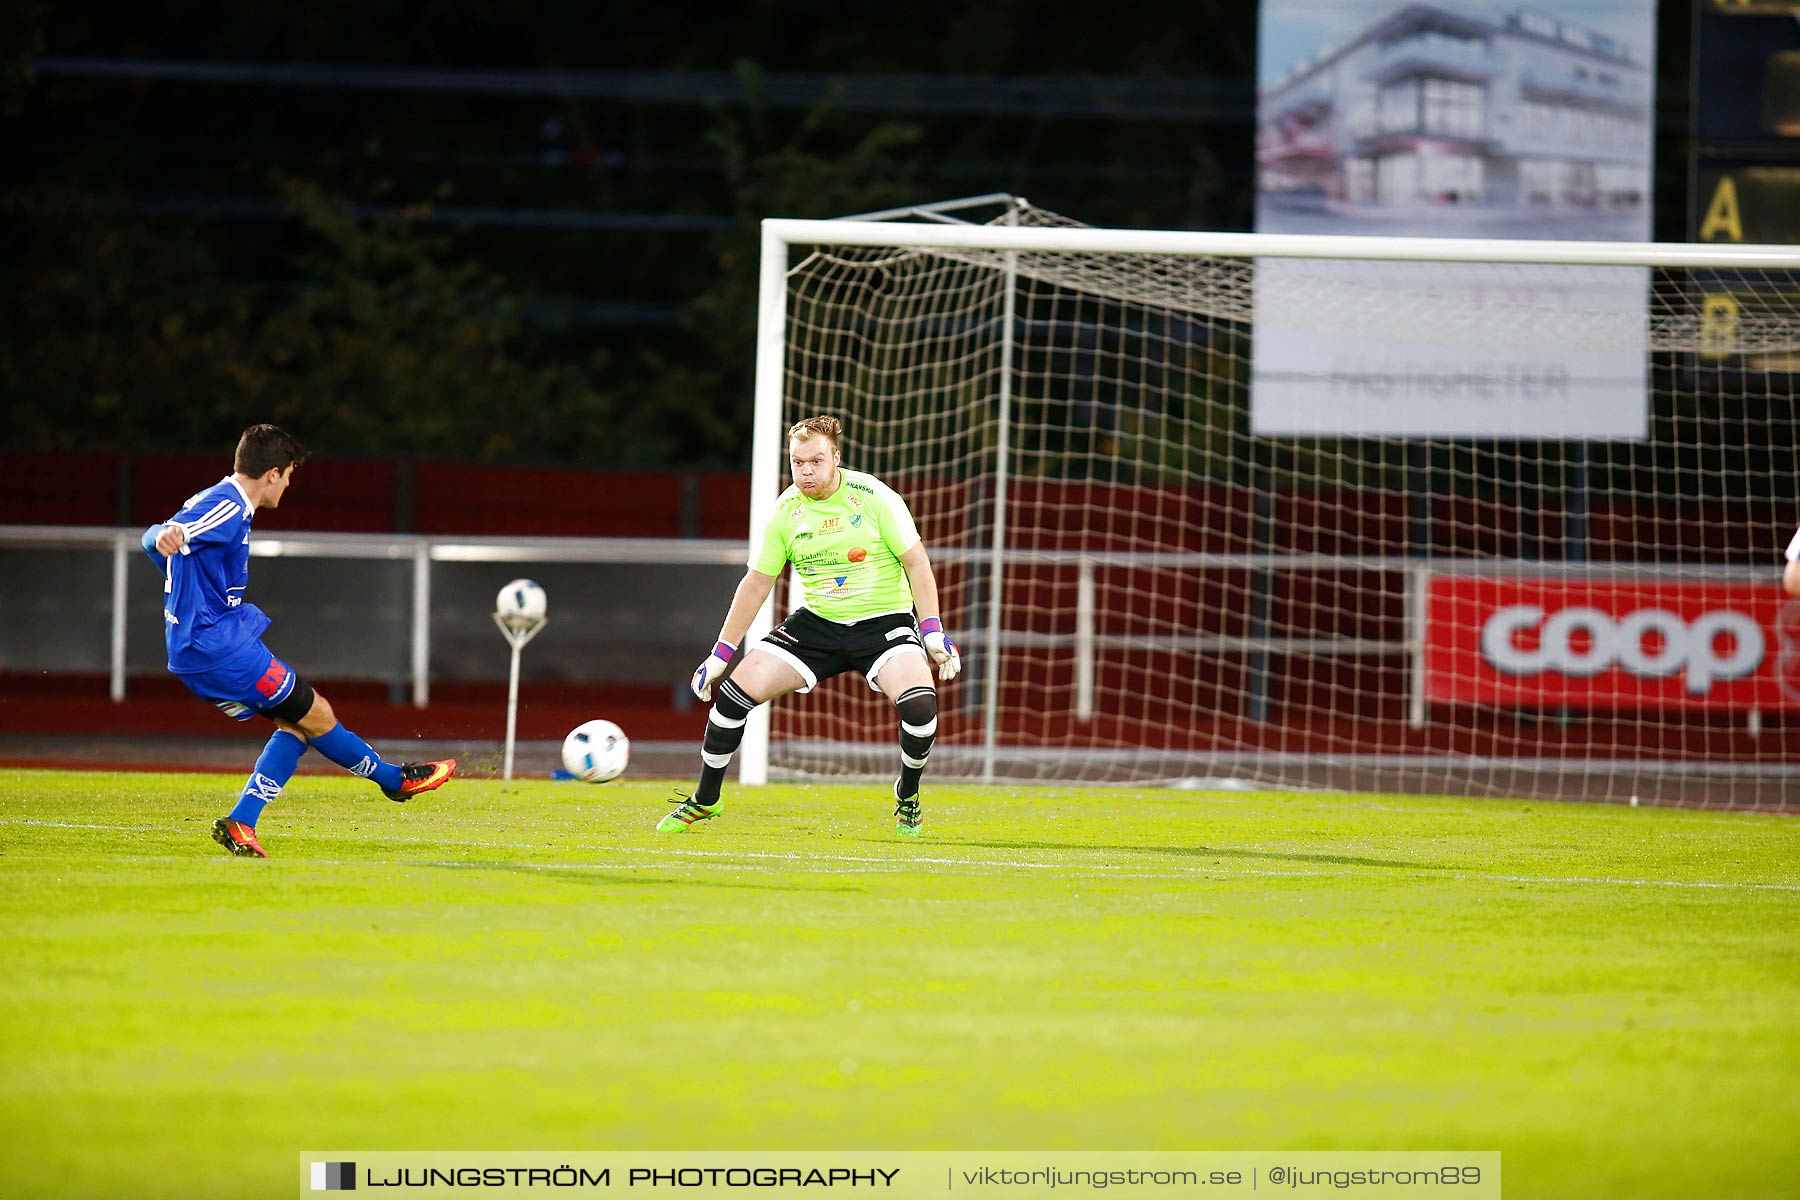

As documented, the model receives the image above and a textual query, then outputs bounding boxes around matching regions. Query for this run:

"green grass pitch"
[1,767,1797,1199]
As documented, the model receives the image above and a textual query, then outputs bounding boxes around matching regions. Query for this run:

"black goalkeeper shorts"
[753,608,926,693]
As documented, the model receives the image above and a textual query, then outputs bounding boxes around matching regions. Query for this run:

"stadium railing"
[17,522,1775,723]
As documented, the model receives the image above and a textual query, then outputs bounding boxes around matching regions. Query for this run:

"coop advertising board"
[1253,0,1658,438]
[1424,576,1800,710]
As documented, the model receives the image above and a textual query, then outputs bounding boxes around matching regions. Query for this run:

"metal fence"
[0,526,748,705]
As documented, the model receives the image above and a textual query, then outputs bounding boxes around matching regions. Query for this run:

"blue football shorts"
[173,640,312,723]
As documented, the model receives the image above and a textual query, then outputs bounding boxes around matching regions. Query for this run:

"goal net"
[745,198,1800,810]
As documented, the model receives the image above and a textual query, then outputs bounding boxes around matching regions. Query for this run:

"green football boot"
[657,792,720,832]
[894,793,923,838]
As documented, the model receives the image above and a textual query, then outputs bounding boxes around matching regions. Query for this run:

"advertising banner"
[1425,575,1800,710]
[1253,0,1658,439]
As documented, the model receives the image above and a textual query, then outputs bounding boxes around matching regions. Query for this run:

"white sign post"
[492,584,548,782]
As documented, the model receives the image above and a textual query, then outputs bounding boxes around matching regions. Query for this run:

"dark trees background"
[1,3,1694,469]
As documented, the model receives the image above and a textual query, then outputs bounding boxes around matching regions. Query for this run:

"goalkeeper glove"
[919,617,961,681]
[690,640,736,701]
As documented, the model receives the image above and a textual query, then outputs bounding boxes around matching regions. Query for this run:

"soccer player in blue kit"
[144,424,455,858]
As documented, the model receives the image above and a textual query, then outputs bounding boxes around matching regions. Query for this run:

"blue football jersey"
[146,477,273,673]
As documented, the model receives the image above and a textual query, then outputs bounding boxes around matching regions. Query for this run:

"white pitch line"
[1446,871,1800,892]
[5,819,136,832]
[5,819,1799,890]
[651,845,1096,870]
[0,819,1104,871]
[409,858,1361,882]
[420,858,1800,890]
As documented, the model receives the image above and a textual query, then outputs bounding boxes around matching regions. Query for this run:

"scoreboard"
[1691,2,1800,366]
[1692,0,1800,243]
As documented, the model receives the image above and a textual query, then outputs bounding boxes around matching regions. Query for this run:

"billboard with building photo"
[1251,1,1657,438]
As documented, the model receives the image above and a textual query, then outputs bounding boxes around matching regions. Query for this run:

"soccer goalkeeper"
[662,415,961,837]
[143,424,455,859]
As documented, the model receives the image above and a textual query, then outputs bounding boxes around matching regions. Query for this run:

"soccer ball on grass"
[562,719,630,783]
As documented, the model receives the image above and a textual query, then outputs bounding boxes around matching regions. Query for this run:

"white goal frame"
[737,217,1800,788]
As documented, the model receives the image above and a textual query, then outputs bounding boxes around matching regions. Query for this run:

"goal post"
[734,230,794,787]
[740,201,1800,808]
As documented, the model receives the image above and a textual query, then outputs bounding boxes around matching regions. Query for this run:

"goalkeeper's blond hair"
[787,415,842,451]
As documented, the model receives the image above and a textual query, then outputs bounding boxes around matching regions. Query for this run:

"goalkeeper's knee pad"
[895,686,938,768]
[702,679,759,766]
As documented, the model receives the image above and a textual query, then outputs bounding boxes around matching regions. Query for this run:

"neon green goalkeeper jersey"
[751,469,921,622]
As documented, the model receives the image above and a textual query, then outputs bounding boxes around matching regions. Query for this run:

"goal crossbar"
[762,218,1800,270]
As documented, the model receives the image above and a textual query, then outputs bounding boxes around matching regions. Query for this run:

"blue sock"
[307,723,403,792]
[228,730,308,826]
